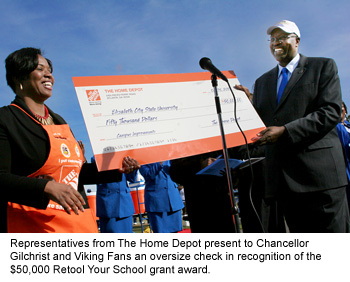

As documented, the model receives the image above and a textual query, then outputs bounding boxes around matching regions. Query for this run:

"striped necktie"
[277,68,288,104]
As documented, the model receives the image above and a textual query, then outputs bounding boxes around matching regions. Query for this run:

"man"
[238,20,349,232]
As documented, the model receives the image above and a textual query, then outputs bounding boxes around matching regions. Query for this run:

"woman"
[0,47,139,233]
[139,160,184,233]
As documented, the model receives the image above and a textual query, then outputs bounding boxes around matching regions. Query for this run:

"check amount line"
[97,108,249,128]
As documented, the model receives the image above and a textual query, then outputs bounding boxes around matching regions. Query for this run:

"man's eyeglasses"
[268,35,297,43]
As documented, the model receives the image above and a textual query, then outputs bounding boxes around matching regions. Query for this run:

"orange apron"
[7,104,98,233]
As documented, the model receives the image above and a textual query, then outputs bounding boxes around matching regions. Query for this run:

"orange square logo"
[86,89,101,102]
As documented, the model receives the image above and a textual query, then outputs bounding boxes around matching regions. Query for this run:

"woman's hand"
[44,181,85,215]
[118,156,141,174]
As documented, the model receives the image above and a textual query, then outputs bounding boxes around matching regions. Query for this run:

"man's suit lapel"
[267,66,279,111]
[276,55,307,109]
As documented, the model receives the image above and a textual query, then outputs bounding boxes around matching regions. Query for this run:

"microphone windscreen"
[199,57,211,70]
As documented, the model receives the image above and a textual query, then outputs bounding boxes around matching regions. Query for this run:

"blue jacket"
[337,121,350,182]
[140,161,184,213]
[92,157,136,218]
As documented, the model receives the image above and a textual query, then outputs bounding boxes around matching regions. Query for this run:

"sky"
[0,0,349,160]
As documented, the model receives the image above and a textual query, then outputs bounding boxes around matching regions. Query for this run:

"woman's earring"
[20,84,23,90]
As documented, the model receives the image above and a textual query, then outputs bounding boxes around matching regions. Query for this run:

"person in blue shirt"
[91,156,139,233]
[336,102,350,212]
[139,160,184,233]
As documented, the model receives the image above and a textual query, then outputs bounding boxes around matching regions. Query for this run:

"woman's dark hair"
[5,47,53,93]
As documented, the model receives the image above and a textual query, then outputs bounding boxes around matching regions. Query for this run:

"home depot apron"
[7,104,98,233]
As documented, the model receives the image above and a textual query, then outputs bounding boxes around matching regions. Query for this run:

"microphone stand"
[210,74,241,233]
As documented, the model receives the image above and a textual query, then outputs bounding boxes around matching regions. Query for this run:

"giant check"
[73,71,265,171]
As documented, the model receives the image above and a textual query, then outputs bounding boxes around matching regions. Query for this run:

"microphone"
[199,57,228,82]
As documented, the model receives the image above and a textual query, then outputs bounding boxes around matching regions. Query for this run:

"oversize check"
[72,71,265,171]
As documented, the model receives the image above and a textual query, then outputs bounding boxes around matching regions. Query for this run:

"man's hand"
[234,84,253,101]
[252,126,286,145]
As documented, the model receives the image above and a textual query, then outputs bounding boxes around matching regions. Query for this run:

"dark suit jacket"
[253,54,347,197]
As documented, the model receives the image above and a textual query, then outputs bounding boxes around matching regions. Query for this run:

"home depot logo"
[86,89,102,105]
